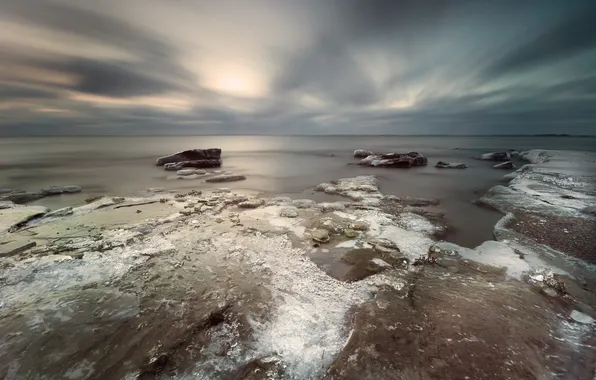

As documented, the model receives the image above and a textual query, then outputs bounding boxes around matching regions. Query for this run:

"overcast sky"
[1,0,595,135]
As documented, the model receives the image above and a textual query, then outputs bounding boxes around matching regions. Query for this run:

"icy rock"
[493,161,516,169]
[435,161,467,169]
[570,310,595,324]
[177,169,206,176]
[46,207,74,218]
[205,174,246,183]
[292,199,317,209]
[354,149,374,158]
[164,159,221,171]
[238,198,265,209]
[480,152,510,161]
[156,148,221,165]
[359,152,428,168]
[279,207,298,218]
[314,183,337,194]
[319,202,345,212]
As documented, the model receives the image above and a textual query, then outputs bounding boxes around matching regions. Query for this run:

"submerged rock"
[493,161,516,169]
[435,161,467,169]
[480,151,510,161]
[340,248,403,281]
[63,185,82,193]
[164,159,221,170]
[570,310,595,324]
[292,199,317,209]
[354,149,373,158]
[40,185,81,196]
[205,174,246,183]
[279,207,298,218]
[312,229,330,243]
[177,169,206,176]
[238,198,265,209]
[156,148,222,165]
[0,192,45,204]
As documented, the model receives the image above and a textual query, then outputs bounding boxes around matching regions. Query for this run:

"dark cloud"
[0,84,58,100]
[485,3,596,78]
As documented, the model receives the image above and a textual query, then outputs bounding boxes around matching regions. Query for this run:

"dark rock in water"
[0,192,45,204]
[359,152,428,168]
[156,148,222,166]
[340,248,404,281]
[435,161,468,169]
[163,159,221,171]
[205,174,246,183]
[63,185,82,193]
[0,189,16,195]
[41,186,63,195]
[354,149,373,158]
[493,161,516,169]
[480,152,510,161]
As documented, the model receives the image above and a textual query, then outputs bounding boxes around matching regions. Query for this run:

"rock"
[493,161,516,169]
[292,199,317,209]
[480,152,510,161]
[340,248,402,281]
[85,195,103,203]
[156,148,222,165]
[359,152,428,168]
[164,159,221,171]
[238,198,265,209]
[369,238,400,253]
[0,205,48,232]
[46,207,74,218]
[0,189,16,194]
[435,161,467,169]
[344,229,358,238]
[312,229,330,243]
[271,197,292,204]
[348,222,369,231]
[147,188,165,193]
[314,183,337,194]
[40,186,63,195]
[570,310,595,324]
[205,174,246,183]
[63,185,82,193]
[177,169,206,176]
[0,201,15,210]
[354,149,373,158]
[135,224,153,235]
[0,241,36,258]
[0,191,45,204]
[318,202,345,212]
[582,205,596,216]
[279,207,298,218]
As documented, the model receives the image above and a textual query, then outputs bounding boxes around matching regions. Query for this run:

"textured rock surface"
[205,174,247,183]
[164,159,222,170]
[358,152,428,168]
[435,161,467,169]
[156,148,222,165]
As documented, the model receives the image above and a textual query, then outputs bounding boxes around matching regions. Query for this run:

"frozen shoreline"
[0,150,595,379]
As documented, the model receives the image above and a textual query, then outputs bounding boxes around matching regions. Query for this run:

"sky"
[1,0,595,135]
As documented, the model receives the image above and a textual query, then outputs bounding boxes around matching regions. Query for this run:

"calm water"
[2,135,595,248]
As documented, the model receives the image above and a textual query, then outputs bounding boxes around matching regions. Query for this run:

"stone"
[147,188,165,193]
[0,201,15,210]
[582,205,596,216]
[318,202,345,212]
[344,229,358,238]
[314,183,337,194]
[359,152,428,168]
[135,224,153,235]
[205,174,246,183]
[493,161,516,169]
[0,191,44,204]
[156,148,222,165]
[238,198,265,209]
[0,241,36,257]
[0,205,48,232]
[311,229,330,243]
[177,169,206,176]
[0,189,16,194]
[46,207,74,218]
[85,196,103,203]
[279,207,298,218]
[354,149,373,158]
[480,152,510,161]
[369,238,400,253]
[63,185,82,193]
[435,161,467,169]
[348,222,369,231]
[164,159,221,171]
[40,186,63,195]
[271,197,292,204]
[292,199,317,209]
[570,310,595,324]
[340,248,402,281]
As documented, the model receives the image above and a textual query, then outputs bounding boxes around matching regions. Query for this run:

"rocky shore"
[0,150,595,379]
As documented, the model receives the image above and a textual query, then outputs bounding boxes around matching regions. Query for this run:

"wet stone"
[312,229,330,243]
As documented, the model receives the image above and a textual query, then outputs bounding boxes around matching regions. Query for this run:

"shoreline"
[0,149,595,379]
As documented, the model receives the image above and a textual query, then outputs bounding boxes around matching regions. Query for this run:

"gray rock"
[41,186,63,195]
[292,199,317,209]
[1,192,45,204]
[312,229,330,243]
[46,207,74,218]
[63,185,82,193]
[135,224,153,235]
[435,161,467,169]
[359,152,428,168]
[0,241,36,257]
[493,161,516,169]
[156,148,222,165]
[0,189,16,194]
[205,174,246,183]
[0,201,15,210]
[354,149,374,158]
[164,159,221,171]
[570,310,595,324]
[279,207,298,218]
[480,152,510,161]
[582,205,596,216]
[177,169,206,176]
[238,198,265,209]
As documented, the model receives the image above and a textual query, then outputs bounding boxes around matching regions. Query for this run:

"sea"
[1,135,595,248]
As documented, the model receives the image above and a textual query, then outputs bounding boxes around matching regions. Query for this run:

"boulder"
[354,149,373,158]
[156,148,221,166]
[435,161,467,169]
[493,161,516,169]
[359,152,427,168]
[480,152,510,161]
[63,185,82,193]
[164,159,221,171]
[45,207,74,218]
[40,186,63,195]
[176,169,206,176]
[205,174,246,183]
[238,198,265,209]
[312,229,330,243]
[1,191,45,204]
[279,207,298,218]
